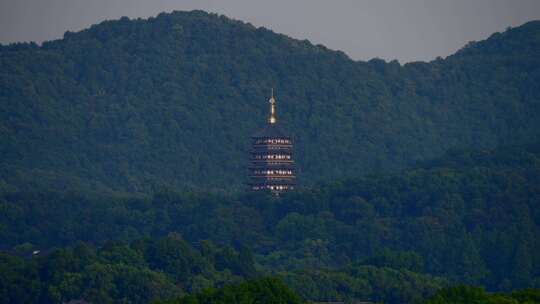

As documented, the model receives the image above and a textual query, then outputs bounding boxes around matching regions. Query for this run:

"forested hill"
[2,142,539,300]
[1,11,540,192]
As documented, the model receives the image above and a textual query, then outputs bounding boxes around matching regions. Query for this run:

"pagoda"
[248,90,296,193]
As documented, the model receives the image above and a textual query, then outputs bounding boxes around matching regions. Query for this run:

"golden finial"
[268,88,277,124]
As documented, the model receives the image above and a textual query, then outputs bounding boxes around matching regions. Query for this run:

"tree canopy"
[1,143,539,303]
[1,11,540,192]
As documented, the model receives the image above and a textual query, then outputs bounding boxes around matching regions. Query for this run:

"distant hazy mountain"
[1,11,539,192]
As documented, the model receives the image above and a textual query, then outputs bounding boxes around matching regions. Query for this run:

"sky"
[1,0,540,63]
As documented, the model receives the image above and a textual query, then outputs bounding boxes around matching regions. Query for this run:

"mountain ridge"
[1,10,539,192]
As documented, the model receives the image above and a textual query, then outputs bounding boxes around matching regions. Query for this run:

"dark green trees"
[0,236,260,304]
[1,12,540,192]
[160,278,304,304]
[2,143,540,296]
[424,286,540,304]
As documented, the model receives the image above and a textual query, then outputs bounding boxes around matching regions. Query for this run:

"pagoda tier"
[248,91,296,193]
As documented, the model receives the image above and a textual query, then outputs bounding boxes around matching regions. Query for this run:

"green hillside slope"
[1,11,539,191]
[2,143,539,291]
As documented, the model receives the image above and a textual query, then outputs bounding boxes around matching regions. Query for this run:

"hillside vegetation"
[0,235,448,303]
[2,143,539,301]
[2,10,540,303]
[1,11,540,191]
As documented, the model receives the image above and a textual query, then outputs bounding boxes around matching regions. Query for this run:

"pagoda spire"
[249,88,296,193]
[268,88,277,124]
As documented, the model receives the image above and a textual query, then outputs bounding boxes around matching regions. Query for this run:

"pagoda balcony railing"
[248,166,296,171]
[249,170,294,175]
[252,144,293,148]
[251,155,293,159]
[249,172,296,177]
[250,158,293,162]
[251,145,293,149]
[251,148,293,153]
[250,160,294,164]
[250,155,293,159]
[252,139,292,144]
[249,175,296,182]
[249,174,296,178]
[250,170,294,175]
[251,152,293,156]
[247,180,296,186]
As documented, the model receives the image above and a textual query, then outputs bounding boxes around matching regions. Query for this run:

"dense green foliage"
[2,143,539,303]
[2,10,540,303]
[0,236,257,303]
[425,286,540,304]
[1,11,540,191]
[280,265,447,303]
[158,278,304,304]
[0,236,447,304]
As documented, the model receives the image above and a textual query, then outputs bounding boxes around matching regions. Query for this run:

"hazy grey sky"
[1,0,540,62]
